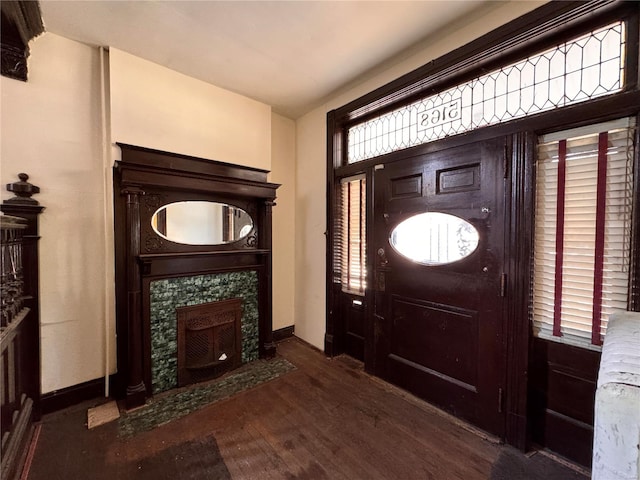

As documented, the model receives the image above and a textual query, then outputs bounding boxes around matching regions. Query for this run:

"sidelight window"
[335,175,367,295]
[532,118,635,349]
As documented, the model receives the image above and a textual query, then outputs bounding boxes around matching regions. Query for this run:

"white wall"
[294,1,546,350]
[0,33,115,393]
[108,50,296,335]
[0,1,544,393]
[109,48,271,170]
[1,35,295,396]
[270,113,296,331]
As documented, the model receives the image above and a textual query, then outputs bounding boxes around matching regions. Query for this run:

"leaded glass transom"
[348,22,625,163]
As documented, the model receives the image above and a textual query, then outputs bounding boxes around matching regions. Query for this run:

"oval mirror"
[390,212,479,265]
[151,201,253,246]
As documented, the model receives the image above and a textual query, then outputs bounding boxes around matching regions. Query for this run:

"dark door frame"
[326,1,639,452]
[372,136,512,438]
[329,127,534,447]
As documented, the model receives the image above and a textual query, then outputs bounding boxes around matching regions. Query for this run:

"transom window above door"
[348,21,625,163]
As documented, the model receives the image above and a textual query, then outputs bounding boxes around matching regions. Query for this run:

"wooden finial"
[5,173,40,205]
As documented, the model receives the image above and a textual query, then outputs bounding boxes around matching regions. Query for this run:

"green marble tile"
[119,357,295,438]
[149,271,259,393]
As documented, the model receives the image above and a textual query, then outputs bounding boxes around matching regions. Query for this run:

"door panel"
[343,293,365,361]
[373,137,507,437]
[391,296,478,388]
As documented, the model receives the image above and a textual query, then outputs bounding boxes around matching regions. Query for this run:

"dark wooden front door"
[372,137,508,437]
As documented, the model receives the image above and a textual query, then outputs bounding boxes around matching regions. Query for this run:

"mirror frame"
[137,192,260,254]
[151,201,254,246]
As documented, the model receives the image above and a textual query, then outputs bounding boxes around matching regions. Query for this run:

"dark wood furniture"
[1,174,44,480]
[1,1,44,81]
[113,144,279,409]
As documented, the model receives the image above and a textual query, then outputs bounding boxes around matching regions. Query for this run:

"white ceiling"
[39,1,490,119]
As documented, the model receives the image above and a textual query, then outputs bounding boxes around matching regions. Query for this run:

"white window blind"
[335,175,366,295]
[532,117,635,350]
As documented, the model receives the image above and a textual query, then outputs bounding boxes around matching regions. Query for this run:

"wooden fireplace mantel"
[113,144,280,409]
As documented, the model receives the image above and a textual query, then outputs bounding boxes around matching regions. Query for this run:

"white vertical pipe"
[99,46,110,398]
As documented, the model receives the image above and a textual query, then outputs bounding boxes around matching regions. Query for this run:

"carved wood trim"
[1,173,44,479]
[1,1,44,82]
[113,145,280,407]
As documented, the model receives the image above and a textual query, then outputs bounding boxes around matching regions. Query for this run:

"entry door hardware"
[377,247,388,266]
[500,273,507,297]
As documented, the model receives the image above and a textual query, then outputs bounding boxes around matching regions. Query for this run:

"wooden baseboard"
[41,378,109,415]
[41,329,296,415]
[273,325,295,342]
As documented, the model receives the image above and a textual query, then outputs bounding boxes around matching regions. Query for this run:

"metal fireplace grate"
[176,298,243,387]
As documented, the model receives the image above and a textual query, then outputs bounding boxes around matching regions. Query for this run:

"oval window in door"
[389,212,479,265]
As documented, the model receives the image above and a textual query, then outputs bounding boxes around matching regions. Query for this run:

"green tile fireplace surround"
[149,271,259,393]
[114,144,279,409]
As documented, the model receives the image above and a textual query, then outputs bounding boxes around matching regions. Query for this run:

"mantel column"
[122,187,146,409]
[259,199,276,358]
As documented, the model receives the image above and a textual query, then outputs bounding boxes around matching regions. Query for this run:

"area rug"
[118,357,295,438]
[117,435,232,479]
[490,447,589,480]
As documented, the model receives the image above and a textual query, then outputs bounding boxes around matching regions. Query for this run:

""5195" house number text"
[417,98,462,130]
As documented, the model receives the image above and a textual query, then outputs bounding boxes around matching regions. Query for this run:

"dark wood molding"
[258,198,276,359]
[122,187,145,409]
[332,90,640,183]
[113,144,279,408]
[331,1,635,126]
[1,175,45,420]
[273,325,295,342]
[1,41,27,82]
[503,132,536,451]
[529,337,601,467]
[1,1,44,81]
[40,378,109,415]
[326,0,639,463]
[1,175,44,480]
[324,110,340,357]
[4,173,40,205]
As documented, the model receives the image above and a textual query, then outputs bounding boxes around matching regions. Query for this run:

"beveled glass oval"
[390,212,479,265]
[151,201,253,246]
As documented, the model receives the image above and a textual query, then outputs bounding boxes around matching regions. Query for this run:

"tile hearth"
[149,271,259,393]
[118,357,295,438]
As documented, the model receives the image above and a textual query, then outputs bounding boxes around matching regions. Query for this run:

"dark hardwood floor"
[25,338,588,479]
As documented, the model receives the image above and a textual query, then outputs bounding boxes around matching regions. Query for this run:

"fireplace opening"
[177,298,243,387]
